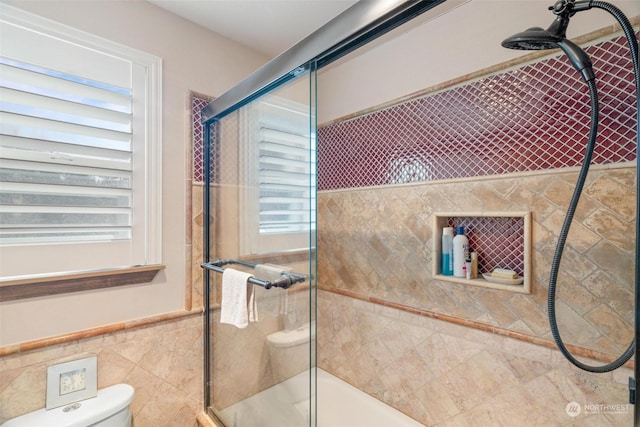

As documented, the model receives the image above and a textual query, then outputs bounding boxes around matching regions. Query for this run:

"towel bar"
[201,258,306,289]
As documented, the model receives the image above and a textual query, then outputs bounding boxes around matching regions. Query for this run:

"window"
[0,6,162,281]
[240,97,315,254]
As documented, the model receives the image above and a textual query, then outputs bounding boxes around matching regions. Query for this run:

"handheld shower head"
[500,25,563,51]
[499,0,640,381]
[501,2,594,82]
[501,0,580,51]
[555,39,595,82]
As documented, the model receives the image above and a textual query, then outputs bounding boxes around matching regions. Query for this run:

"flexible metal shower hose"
[547,0,639,373]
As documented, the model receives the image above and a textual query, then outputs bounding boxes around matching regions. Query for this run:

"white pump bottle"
[452,226,469,278]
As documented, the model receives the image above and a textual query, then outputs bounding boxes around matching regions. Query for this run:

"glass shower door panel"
[206,66,317,427]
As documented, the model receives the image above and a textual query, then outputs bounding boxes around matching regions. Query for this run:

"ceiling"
[148,0,359,58]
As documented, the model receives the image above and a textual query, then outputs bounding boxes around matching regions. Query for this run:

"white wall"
[0,0,269,346]
[317,0,640,124]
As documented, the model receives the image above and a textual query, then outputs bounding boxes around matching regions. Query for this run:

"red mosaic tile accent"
[192,96,218,183]
[448,217,525,276]
[318,34,637,190]
[192,96,207,183]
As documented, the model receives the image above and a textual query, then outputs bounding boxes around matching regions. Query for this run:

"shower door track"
[200,0,447,123]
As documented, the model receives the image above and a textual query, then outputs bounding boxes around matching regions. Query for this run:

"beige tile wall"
[0,315,202,426]
[208,308,282,410]
[191,182,205,310]
[207,285,312,411]
[318,290,633,426]
[317,166,635,359]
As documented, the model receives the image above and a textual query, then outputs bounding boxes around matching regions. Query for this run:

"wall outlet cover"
[46,356,97,409]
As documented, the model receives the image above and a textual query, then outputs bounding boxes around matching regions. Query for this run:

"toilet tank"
[1,384,134,427]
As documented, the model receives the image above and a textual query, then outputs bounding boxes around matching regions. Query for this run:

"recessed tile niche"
[433,212,531,293]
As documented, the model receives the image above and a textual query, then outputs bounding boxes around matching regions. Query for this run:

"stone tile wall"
[318,290,633,426]
[318,166,635,359]
[207,285,312,412]
[0,314,202,426]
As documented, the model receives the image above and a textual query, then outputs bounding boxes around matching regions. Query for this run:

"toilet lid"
[266,322,315,348]
[1,384,134,427]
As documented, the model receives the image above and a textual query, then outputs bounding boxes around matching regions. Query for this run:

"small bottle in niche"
[441,227,454,276]
[453,226,469,278]
[470,252,478,279]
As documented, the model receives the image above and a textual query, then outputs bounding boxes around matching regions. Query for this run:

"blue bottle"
[441,227,454,275]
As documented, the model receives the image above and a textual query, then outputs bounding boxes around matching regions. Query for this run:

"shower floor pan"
[220,368,423,427]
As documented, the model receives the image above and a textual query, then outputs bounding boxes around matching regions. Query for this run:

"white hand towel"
[254,264,290,317]
[220,268,256,329]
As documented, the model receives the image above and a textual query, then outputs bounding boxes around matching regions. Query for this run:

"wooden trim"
[0,265,165,302]
[0,307,202,357]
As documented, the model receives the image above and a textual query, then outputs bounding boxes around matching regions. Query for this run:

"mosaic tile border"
[317,33,637,190]
[192,96,218,183]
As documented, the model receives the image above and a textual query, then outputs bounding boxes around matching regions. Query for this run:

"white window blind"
[241,97,315,254]
[0,57,134,245]
[258,126,314,234]
[0,6,162,279]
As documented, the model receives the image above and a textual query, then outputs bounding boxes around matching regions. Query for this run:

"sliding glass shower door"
[202,65,317,427]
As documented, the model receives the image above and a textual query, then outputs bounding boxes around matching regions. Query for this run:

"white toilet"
[2,384,134,427]
[266,321,316,384]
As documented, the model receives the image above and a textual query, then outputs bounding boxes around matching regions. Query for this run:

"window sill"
[0,265,165,302]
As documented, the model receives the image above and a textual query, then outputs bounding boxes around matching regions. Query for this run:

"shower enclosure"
[201,69,318,426]
[199,0,639,425]
[199,3,445,425]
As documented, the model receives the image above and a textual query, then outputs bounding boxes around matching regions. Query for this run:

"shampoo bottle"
[453,226,469,277]
[441,227,454,275]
